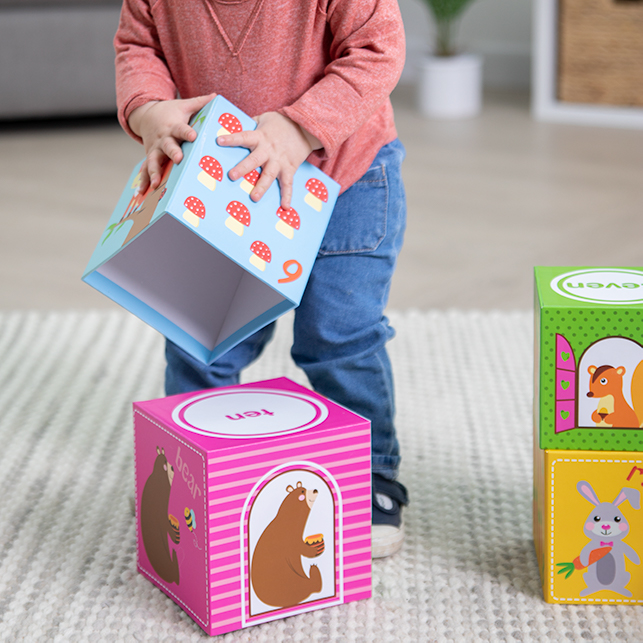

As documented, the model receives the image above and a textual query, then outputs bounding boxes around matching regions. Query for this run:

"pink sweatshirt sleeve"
[114,0,178,141]
[280,0,406,159]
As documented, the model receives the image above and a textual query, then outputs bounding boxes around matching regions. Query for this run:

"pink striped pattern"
[241,463,342,626]
[206,421,371,634]
[207,427,368,467]
[136,380,372,637]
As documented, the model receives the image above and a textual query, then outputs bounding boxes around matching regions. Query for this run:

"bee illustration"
[184,506,196,532]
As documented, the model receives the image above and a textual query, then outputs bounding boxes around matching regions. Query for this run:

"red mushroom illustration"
[240,169,260,195]
[217,113,243,137]
[304,178,328,212]
[197,156,223,191]
[249,241,271,271]
[275,206,300,239]
[225,201,251,236]
[183,196,206,228]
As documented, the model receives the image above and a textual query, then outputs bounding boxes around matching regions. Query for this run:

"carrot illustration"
[556,546,612,579]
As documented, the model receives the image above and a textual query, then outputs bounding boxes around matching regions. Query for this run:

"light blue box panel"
[83,96,339,364]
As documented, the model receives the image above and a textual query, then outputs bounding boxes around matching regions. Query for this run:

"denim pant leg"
[164,322,276,395]
[291,139,407,481]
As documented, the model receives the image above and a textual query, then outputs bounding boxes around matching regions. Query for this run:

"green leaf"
[420,0,478,55]
[191,110,206,128]
[556,562,575,579]
[100,221,126,246]
[422,0,476,23]
[101,223,117,246]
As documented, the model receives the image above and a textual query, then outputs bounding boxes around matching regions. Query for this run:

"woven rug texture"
[0,309,641,642]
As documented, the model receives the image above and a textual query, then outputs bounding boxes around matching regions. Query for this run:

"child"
[115,0,409,558]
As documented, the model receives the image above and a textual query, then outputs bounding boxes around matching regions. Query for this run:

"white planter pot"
[417,54,483,119]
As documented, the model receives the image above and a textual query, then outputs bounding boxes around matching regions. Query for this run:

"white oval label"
[550,268,643,304]
[171,388,329,438]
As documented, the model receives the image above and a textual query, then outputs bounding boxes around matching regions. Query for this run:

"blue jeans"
[165,139,407,480]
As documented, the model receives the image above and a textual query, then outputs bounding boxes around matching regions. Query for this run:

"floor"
[1,85,642,312]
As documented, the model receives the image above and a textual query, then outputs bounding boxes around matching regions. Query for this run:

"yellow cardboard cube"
[534,446,643,603]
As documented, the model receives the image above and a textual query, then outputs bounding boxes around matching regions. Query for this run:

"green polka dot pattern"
[538,307,643,451]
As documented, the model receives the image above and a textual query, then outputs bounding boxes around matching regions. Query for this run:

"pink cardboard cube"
[133,377,372,636]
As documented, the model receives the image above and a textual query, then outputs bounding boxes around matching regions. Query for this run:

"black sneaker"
[371,474,409,558]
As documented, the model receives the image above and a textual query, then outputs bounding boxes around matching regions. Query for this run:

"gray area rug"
[0,309,641,642]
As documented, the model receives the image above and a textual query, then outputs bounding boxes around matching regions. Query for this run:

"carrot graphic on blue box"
[251,481,325,608]
[140,446,181,585]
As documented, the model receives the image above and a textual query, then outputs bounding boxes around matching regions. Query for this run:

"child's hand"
[219,112,321,209]
[129,93,216,193]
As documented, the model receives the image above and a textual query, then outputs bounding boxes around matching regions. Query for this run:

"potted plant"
[417,0,483,118]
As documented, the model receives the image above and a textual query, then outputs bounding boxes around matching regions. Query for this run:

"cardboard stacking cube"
[534,267,643,452]
[83,95,339,364]
[133,377,372,636]
[534,267,643,604]
[533,446,643,604]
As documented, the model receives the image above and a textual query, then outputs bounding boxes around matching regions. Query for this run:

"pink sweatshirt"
[114,0,405,192]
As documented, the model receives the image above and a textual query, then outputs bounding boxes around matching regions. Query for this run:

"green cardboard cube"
[535,267,643,451]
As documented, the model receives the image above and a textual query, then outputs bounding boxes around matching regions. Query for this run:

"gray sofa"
[0,0,122,119]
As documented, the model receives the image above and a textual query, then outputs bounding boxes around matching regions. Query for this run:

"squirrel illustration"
[587,362,643,428]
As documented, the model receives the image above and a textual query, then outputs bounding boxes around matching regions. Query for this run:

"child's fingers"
[217,111,309,206]
[218,129,259,152]
[171,122,198,147]
[137,160,152,195]
[227,158,259,183]
[147,148,168,189]
[160,135,185,166]
[276,171,295,209]
[249,160,279,202]
[227,156,263,184]
[218,132,262,181]
[225,141,267,183]
[182,92,217,118]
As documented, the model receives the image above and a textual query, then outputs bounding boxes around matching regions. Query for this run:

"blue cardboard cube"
[83,96,338,364]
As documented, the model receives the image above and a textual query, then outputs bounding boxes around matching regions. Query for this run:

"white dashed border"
[549,457,643,603]
[133,409,210,628]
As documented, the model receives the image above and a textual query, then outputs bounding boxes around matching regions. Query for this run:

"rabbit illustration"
[576,481,640,597]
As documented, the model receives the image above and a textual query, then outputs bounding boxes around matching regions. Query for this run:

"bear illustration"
[140,446,180,585]
[251,481,325,608]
